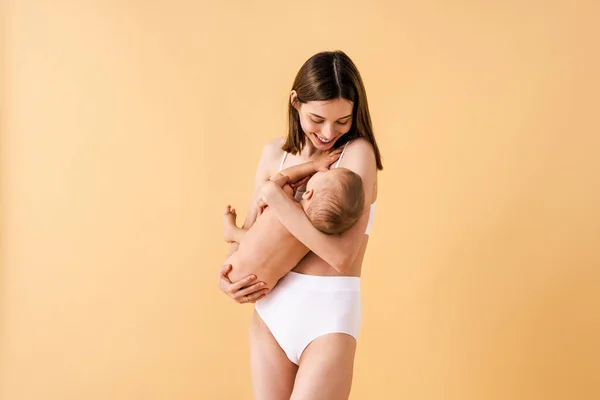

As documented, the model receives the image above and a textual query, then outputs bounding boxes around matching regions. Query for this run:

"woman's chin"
[309,134,337,150]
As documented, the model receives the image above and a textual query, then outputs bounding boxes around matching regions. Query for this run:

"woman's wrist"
[265,182,289,209]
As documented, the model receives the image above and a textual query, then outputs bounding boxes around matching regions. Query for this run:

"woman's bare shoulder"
[347,137,375,153]
[259,137,286,168]
[343,137,377,169]
[253,137,286,186]
[261,137,286,159]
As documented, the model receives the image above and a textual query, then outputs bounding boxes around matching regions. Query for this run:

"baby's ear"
[302,189,314,200]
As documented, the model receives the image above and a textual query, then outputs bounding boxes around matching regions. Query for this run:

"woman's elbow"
[331,254,352,274]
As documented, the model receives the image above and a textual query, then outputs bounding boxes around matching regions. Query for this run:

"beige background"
[2,1,599,399]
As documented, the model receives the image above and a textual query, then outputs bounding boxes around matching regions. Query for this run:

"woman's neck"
[300,138,320,160]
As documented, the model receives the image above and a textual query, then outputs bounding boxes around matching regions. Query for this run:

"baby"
[222,149,365,291]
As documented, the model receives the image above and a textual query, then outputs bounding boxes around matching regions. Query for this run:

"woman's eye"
[337,120,350,125]
[311,119,324,124]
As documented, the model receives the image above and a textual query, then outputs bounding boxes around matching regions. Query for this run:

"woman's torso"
[275,139,377,278]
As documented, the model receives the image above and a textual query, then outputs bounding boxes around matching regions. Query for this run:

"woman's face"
[294,94,354,151]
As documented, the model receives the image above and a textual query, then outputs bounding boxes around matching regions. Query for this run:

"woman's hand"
[218,264,269,304]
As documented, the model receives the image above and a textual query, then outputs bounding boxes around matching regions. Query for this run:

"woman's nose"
[322,123,335,138]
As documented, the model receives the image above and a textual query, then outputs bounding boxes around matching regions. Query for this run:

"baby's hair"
[306,169,365,235]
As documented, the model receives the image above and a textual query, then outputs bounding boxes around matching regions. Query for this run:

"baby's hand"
[311,147,343,171]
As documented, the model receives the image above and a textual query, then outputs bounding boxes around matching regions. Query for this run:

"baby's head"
[300,168,365,235]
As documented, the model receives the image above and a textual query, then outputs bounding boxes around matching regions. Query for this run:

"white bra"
[279,141,376,235]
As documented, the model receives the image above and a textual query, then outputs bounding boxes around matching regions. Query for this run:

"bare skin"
[222,206,243,244]
[222,149,343,292]
[219,96,378,399]
[249,138,376,400]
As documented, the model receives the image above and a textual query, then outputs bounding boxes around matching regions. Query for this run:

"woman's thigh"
[249,310,298,400]
[291,333,357,400]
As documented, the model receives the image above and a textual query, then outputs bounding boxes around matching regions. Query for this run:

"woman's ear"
[290,90,300,110]
[302,189,314,200]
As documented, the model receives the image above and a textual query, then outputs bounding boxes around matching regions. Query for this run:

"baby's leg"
[223,205,247,243]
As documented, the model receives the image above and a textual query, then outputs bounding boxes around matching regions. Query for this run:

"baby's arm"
[257,139,377,273]
[221,159,311,245]
[269,147,343,185]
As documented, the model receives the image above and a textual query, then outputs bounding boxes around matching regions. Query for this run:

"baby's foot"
[222,205,238,243]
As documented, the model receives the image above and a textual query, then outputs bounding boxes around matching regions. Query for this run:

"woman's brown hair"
[282,50,383,170]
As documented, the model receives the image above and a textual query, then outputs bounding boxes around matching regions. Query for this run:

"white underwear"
[255,271,362,365]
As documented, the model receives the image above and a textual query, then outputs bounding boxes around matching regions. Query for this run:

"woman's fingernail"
[250,275,256,280]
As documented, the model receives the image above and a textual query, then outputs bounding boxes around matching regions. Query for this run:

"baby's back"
[225,207,309,289]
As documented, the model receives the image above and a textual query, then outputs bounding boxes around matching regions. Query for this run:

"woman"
[219,50,383,399]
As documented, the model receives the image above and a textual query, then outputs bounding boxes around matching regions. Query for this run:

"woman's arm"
[259,139,377,273]
[219,138,283,303]
[226,139,282,252]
